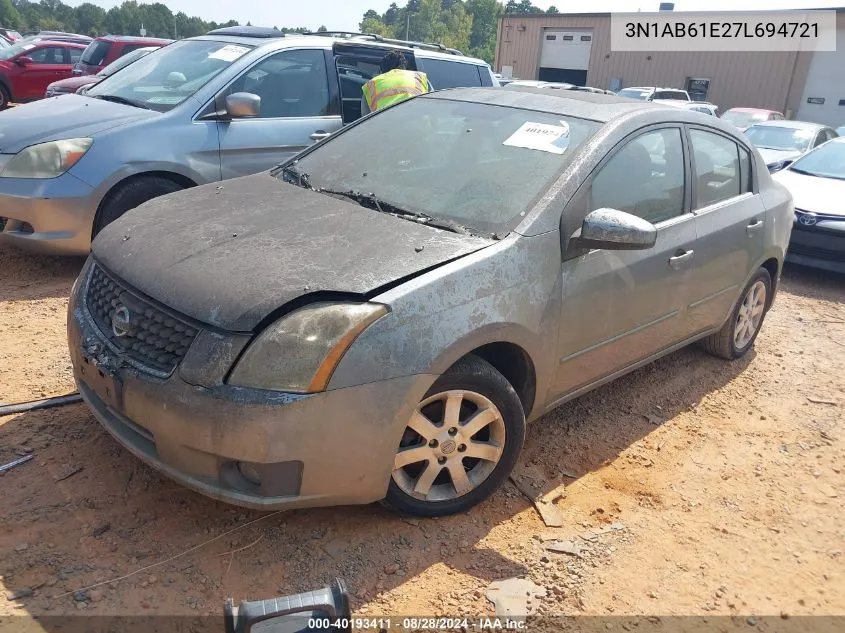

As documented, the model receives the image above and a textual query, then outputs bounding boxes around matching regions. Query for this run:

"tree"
[383,2,400,25]
[0,0,23,30]
[547,5,559,12]
[466,0,502,61]
[317,25,327,32]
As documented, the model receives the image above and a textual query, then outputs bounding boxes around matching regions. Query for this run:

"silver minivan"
[0,27,496,255]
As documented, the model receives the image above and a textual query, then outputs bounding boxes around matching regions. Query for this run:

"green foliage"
[7,0,254,38]
[358,0,550,63]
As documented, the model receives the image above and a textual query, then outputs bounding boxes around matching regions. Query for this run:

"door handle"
[310,131,331,141]
[668,249,694,270]
[746,218,764,236]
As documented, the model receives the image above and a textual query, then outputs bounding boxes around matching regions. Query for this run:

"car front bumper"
[68,267,432,510]
[786,219,845,274]
[0,171,97,255]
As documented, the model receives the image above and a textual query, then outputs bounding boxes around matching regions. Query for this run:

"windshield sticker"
[503,121,570,154]
[208,45,250,62]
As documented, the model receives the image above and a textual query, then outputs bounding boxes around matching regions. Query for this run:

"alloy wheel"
[392,389,506,502]
[734,280,767,349]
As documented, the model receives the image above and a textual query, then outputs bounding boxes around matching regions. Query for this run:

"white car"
[658,99,719,116]
[617,86,691,102]
[745,120,839,173]
[772,137,845,273]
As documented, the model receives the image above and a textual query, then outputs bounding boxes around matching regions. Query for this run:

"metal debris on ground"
[0,454,34,473]
[485,578,546,616]
[807,397,837,406]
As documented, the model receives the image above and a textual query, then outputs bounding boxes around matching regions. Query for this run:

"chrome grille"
[85,264,199,375]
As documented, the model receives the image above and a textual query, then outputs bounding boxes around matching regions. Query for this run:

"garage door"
[796,27,845,126]
[538,29,593,86]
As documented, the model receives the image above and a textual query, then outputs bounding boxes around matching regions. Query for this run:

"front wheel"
[383,355,526,517]
[702,267,772,360]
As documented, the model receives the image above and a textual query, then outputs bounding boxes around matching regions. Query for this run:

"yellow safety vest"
[363,69,432,112]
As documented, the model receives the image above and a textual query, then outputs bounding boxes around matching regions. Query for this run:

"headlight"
[0,138,93,179]
[228,302,388,393]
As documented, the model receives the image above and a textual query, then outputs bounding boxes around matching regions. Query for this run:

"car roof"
[28,39,89,48]
[750,120,827,130]
[97,35,173,44]
[190,31,489,66]
[728,107,780,113]
[427,86,667,122]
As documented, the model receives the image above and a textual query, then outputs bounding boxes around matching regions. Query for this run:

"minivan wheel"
[93,176,185,237]
[702,267,772,360]
[384,355,525,517]
[0,85,10,110]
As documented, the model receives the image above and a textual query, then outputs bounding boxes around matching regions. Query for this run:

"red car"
[74,35,173,76]
[0,40,87,109]
[721,107,785,132]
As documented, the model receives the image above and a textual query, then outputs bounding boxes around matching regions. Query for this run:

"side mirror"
[225,92,261,118]
[571,208,657,251]
[224,579,350,633]
[15,56,32,66]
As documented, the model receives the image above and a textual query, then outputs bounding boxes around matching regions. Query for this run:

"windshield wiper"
[280,164,312,189]
[93,94,150,110]
[316,187,475,237]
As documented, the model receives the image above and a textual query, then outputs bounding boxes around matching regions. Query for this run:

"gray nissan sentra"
[68,88,793,517]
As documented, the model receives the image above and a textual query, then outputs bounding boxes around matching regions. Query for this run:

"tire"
[383,354,526,517]
[93,176,185,237]
[0,84,10,111]
[702,267,772,360]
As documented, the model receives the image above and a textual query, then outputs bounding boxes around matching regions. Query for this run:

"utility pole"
[406,13,410,40]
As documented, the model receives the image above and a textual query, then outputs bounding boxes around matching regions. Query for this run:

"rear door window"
[419,58,483,89]
[68,47,83,64]
[81,40,111,65]
[690,129,742,208]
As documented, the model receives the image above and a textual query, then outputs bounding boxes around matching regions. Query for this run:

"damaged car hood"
[93,173,494,331]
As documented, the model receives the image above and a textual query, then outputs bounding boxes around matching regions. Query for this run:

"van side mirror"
[15,56,33,66]
[569,208,657,252]
[225,92,261,118]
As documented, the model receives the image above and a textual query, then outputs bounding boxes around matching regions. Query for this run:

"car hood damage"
[93,173,494,332]
[0,95,154,153]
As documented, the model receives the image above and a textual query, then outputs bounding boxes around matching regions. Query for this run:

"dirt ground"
[1,244,843,627]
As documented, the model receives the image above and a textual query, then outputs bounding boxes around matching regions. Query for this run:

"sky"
[64,0,845,33]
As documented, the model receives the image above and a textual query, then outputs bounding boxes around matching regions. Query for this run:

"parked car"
[503,80,611,94]
[721,107,784,132]
[772,137,845,273]
[0,39,88,109]
[68,89,792,516]
[0,28,22,43]
[0,27,497,255]
[0,37,8,49]
[73,35,173,77]
[46,46,159,98]
[837,126,845,137]
[19,31,92,46]
[658,99,719,116]
[745,120,838,172]
[617,86,691,102]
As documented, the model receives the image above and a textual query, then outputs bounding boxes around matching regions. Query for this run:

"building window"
[563,35,574,41]
[546,35,557,40]
[581,35,592,41]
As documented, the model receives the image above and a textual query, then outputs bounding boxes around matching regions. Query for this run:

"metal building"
[494,9,845,125]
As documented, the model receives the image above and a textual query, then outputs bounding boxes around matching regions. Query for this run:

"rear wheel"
[383,355,525,517]
[702,267,772,360]
[93,176,185,237]
[0,85,10,111]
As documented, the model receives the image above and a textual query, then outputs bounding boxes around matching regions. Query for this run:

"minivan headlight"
[228,303,388,393]
[0,138,93,179]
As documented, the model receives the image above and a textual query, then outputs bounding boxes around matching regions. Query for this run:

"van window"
[81,40,111,65]
[420,58,482,89]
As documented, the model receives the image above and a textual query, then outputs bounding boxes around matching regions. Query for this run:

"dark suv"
[74,35,174,76]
